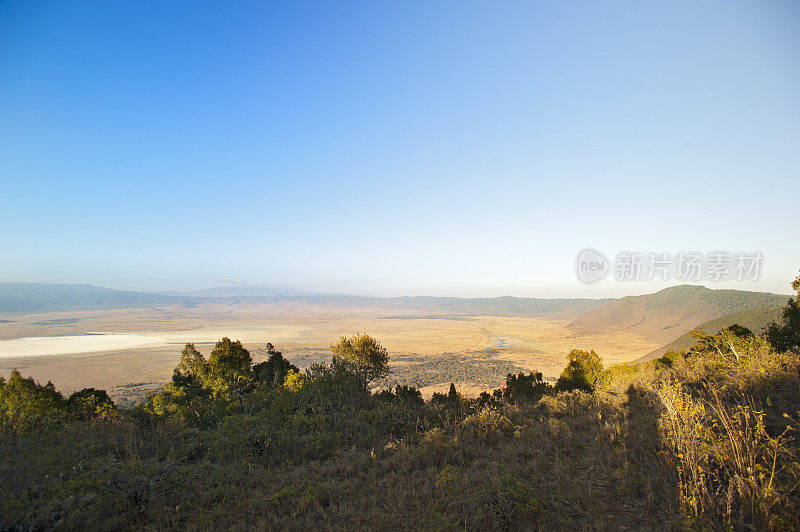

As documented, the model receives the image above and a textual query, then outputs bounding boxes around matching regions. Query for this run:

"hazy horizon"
[1,278,796,301]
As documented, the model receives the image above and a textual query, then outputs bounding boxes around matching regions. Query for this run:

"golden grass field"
[0,301,661,403]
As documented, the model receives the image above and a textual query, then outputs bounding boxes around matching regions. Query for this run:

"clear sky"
[1,1,798,297]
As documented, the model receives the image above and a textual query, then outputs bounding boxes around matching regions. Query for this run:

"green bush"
[459,405,514,444]
[555,349,604,392]
[501,371,551,403]
[0,370,69,432]
[766,271,800,352]
[66,388,118,422]
[252,343,299,388]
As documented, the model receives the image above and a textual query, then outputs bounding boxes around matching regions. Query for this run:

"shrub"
[535,390,596,419]
[283,369,307,392]
[555,349,603,392]
[689,327,757,363]
[394,385,424,407]
[459,405,513,443]
[430,391,449,405]
[66,388,118,422]
[375,385,424,408]
[654,351,684,369]
[766,271,800,352]
[253,343,299,388]
[296,360,368,412]
[501,371,551,403]
[0,370,69,432]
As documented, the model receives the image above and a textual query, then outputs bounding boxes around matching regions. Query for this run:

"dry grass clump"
[659,382,799,528]
[458,405,514,444]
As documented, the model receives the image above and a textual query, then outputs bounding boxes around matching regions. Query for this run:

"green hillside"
[638,304,785,362]
[569,284,790,345]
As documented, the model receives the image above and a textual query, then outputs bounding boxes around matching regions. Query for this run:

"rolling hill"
[568,285,789,346]
[0,283,610,318]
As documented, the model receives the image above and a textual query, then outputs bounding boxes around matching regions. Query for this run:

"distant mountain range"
[0,283,610,318]
[0,283,194,313]
[569,285,789,346]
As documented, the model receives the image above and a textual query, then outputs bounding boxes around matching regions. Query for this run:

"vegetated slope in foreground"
[568,284,789,345]
[2,313,800,529]
[637,304,784,362]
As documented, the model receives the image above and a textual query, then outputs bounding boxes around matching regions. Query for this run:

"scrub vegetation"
[2,274,800,529]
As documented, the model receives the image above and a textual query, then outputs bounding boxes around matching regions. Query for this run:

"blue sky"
[1,1,798,297]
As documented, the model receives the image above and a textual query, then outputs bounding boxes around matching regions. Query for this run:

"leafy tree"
[555,349,603,392]
[431,383,460,406]
[0,369,68,431]
[165,371,215,421]
[206,337,254,409]
[502,371,551,403]
[146,339,301,421]
[154,343,217,421]
[176,343,209,380]
[330,333,390,392]
[766,271,800,352]
[66,388,118,422]
[253,343,298,388]
[143,388,171,418]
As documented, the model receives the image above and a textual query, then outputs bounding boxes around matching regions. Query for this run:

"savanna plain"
[0,300,659,405]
